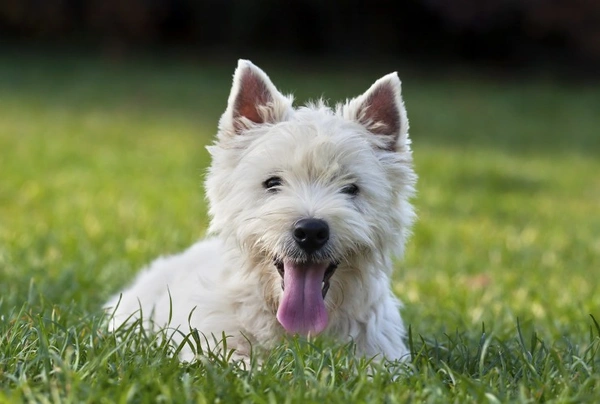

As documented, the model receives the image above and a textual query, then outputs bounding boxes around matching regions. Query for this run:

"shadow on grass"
[453,170,546,195]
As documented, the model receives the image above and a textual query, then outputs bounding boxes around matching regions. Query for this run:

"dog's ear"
[219,60,292,136]
[344,73,408,151]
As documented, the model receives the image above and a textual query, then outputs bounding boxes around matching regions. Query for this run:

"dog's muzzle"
[273,217,339,335]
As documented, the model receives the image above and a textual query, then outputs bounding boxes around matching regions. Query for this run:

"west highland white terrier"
[105,60,417,362]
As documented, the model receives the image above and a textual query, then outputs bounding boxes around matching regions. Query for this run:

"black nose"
[293,218,330,254]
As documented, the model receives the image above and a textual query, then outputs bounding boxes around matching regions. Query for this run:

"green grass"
[1,51,600,402]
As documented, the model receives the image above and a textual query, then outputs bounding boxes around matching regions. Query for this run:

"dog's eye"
[341,184,359,196]
[263,176,283,192]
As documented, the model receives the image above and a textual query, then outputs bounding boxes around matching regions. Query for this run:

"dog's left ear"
[344,73,409,152]
[218,60,292,137]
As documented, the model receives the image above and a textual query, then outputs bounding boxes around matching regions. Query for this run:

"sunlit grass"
[1,52,599,401]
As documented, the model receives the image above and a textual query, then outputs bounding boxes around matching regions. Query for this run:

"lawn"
[1,51,599,402]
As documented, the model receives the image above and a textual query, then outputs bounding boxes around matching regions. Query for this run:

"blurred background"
[1,0,600,73]
[0,0,598,329]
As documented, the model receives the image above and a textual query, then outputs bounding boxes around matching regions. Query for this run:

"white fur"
[105,60,417,362]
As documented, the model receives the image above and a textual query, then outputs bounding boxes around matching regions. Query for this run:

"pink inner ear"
[363,85,400,138]
[233,68,273,130]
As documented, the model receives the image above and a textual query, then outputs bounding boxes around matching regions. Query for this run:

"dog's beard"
[272,252,338,336]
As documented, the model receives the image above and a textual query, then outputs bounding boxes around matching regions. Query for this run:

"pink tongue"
[276,260,329,336]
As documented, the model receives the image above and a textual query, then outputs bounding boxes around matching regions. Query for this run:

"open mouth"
[274,258,338,298]
[274,256,339,336]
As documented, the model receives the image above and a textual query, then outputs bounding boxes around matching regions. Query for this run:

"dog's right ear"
[218,60,292,137]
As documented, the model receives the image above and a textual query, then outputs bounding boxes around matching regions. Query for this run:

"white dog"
[105,60,417,362]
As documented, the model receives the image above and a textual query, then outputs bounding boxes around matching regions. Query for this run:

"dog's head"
[205,60,416,337]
